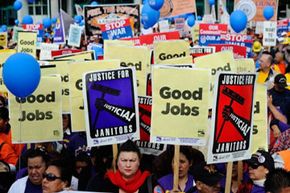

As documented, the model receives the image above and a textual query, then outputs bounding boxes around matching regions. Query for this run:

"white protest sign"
[263,21,277,47]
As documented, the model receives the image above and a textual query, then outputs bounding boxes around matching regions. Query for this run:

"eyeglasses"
[43,173,62,181]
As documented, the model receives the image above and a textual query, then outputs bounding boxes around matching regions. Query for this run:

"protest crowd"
[0,0,290,193]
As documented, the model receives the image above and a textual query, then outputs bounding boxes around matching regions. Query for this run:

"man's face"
[0,118,8,131]
[259,54,271,71]
[27,156,46,185]
[275,52,284,63]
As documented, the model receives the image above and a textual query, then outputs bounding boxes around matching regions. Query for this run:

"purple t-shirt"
[158,173,195,192]
[24,179,42,193]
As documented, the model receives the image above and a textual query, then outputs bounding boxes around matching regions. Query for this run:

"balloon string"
[18,100,23,170]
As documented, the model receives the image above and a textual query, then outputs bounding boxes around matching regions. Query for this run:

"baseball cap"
[274,74,287,87]
[247,150,274,172]
[192,162,223,186]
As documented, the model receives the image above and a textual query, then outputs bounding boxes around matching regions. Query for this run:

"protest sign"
[104,45,150,96]
[220,33,253,58]
[158,56,193,65]
[12,26,23,42]
[199,24,228,46]
[53,15,66,44]
[211,44,247,59]
[0,32,8,48]
[191,24,200,43]
[17,31,37,58]
[53,51,95,60]
[103,40,134,57]
[0,49,16,68]
[150,66,210,146]
[39,43,59,60]
[100,19,133,40]
[235,0,278,22]
[154,40,190,64]
[22,24,44,42]
[207,72,256,163]
[194,51,236,94]
[83,67,139,146]
[10,75,63,143]
[251,84,267,153]
[69,60,120,132]
[84,4,140,41]
[263,21,277,47]
[68,24,83,47]
[235,59,256,73]
[160,0,196,19]
[277,19,289,38]
[190,46,215,62]
[51,49,83,57]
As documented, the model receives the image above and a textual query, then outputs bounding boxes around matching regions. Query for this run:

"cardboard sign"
[211,44,247,59]
[199,24,228,46]
[277,19,289,38]
[84,4,140,41]
[83,68,139,146]
[39,43,59,60]
[235,59,255,73]
[10,75,63,143]
[263,21,277,47]
[100,19,133,40]
[53,16,66,44]
[190,46,215,62]
[17,31,37,58]
[104,45,150,96]
[159,0,196,18]
[68,24,83,47]
[207,73,256,163]
[0,32,8,48]
[51,49,83,57]
[69,60,120,132]
[22,24,44,42]
[53,51,95,60]
[154,40,190,64]
[150,66,210,146]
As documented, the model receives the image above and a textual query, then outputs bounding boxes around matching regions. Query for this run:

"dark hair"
[0,107,9,120]
[0,96,6,107]
[47,159,72,186]
[26,147,49,164]
[117,140,141,159]
[264,168,290,193]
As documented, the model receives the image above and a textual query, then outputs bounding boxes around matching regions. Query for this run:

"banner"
[51,49,83,57]
[100,18,133,40]
[199,24,228,46]
[84,4,140,41]
[194,51,236,94]
[10,75,63,143]
[150,66,210,146]
[263,21,277,47]
[277,19,289,38]
[154,40,190,64]
[234,0,278,22]
[159,0,196,18]
[251,84,268,153]
[211,44,247,59]
[69,60,120,132]
[207,72,256,163]
[17,31,37,58]
[0,32,8,48]
[83,67,139,146]
[68,24,83,47]
[104,45,150,96]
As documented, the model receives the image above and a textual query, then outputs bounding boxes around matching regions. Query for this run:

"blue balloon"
[208,0,215,6]
[13,1,22,11]
[27,0,35,3]
[79,20,85,26]
[3,53,41,98]
[22,15,33,24]
[230,10,247,33]
[263,6,274,21]
[90,1,98,5]
[74,15,82,24]
[141,3,160,29]
[42,17,51,28]
[148,0,164,10]
[51,17,57,24]
[1,25,7,32]
[15,19,19,25]
[187,15,195,27]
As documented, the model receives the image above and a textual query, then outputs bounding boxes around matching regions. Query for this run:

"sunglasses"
[43,173,62,181]
[249,164,260,169]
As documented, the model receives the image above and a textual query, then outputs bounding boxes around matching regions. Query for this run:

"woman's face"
[62,114,70,129]
[42,166,67,193]
[248,165,268,181]
[117,151,140,180]
[172,153,191,179]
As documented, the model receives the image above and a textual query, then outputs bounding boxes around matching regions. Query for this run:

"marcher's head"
[0,107,9,131]
[275,51,285,63]
[74,151,91,176]
[117,140,141,180]
[264,168,290,193]
[171,146,193,179]
[193,162,223,193]
[42,159,72,193]
[27,147,49,185]
[274,74,288,92]
[253,41,262,53]
[259,52,273,71]
[62,114,71,130]
[247,149,274,181]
